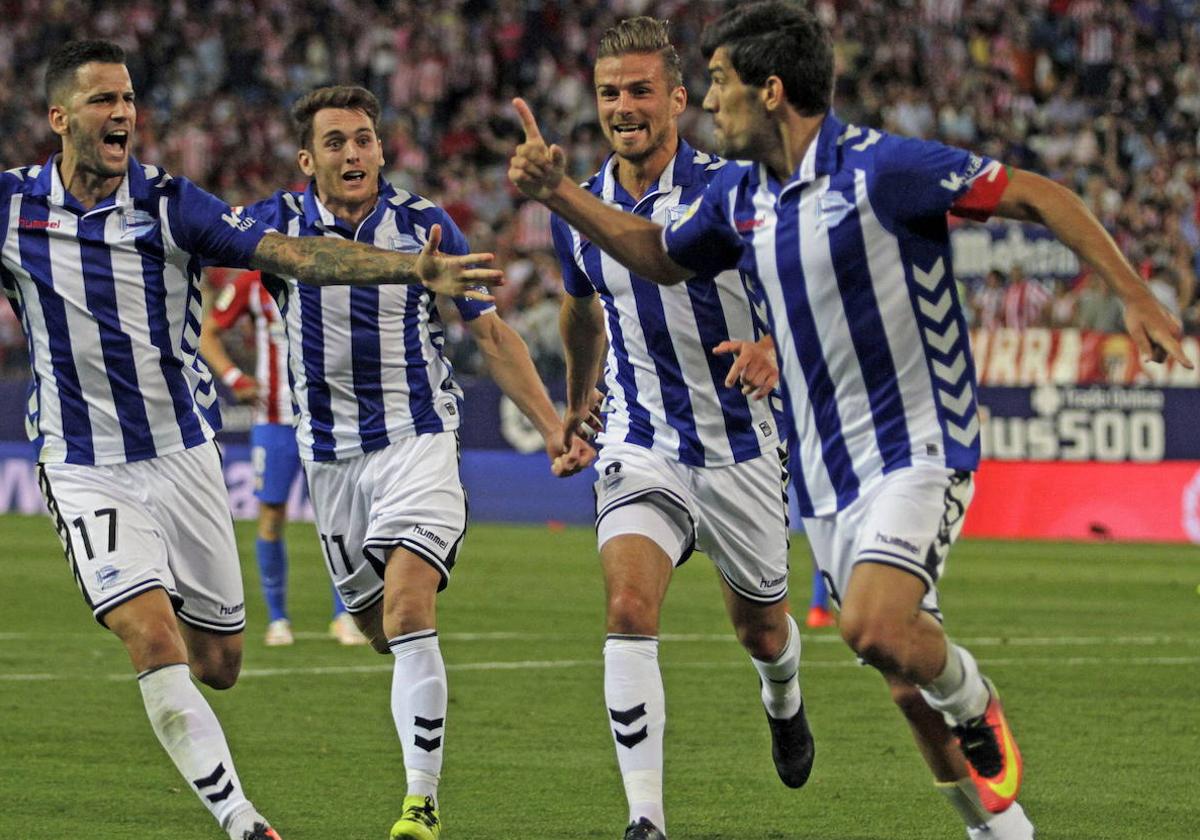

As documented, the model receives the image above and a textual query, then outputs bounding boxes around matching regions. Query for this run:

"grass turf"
[1,513,1197,839]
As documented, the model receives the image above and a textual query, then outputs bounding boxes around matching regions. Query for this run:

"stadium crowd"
[1,0,1198,379]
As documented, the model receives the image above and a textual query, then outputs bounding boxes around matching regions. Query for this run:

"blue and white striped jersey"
[665,114,1001,516]
[0,157,271,465]
[244,180,493,462]
[553,140,778,468]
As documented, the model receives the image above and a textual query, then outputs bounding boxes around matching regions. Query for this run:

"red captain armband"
[950,162,1010,222]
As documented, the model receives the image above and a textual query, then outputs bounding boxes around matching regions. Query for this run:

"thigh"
[693,449,790,604]
[38,460,179,626]
[149,444,246,634]
[251,423,301,506]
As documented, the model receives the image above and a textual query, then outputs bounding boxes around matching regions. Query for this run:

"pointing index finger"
[512,97,543,143]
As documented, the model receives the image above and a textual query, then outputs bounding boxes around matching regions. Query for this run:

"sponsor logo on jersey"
[18,218,61,230]
[219,601,245,615]
[221,211,257,232]
[874,532,921,555]
[413,525,449,549]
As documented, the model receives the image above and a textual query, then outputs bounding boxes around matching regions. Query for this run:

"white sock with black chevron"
[137,664,257,836]
[389,630,447,805]
[604,634,666,833]
[751,613,803,719]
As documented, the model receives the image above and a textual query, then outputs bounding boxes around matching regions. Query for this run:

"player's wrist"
[220,367,245,387]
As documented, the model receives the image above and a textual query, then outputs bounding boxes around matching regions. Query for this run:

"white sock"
[389,630,447,805]
[920,641,989,724]
[604,635,666,832]
[137,664,257,836]
[750,613,803,719]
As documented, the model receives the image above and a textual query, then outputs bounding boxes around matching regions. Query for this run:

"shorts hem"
[854,555,934,593]
[368,538,452,593]
[718,567,789,605]
[93,581,179,627]
[177,611,246,636]
[342,585,386,616]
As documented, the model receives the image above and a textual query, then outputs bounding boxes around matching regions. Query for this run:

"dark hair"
[700,1,833,116]
[45,40,126,105]
[290,85,382,149]
[597,16,683,89]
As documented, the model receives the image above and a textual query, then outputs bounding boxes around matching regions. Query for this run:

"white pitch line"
[1,630,1197,647]
[2,654,1198,684]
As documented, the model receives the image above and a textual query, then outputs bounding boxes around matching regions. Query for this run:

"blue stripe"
[824,179,912,473]
[18,203,94,463]
[683,277,760,462]
[77,214,154,459]
[583,246,653,449]
[403,286,443,435]
[626,277,704,465]
[350,212,388,449]
[769,192,859,508]
[297,283,336,460]
[349,285,387,448]
[135,205,211,449]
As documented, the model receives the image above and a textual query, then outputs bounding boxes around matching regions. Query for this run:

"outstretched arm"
[468,311,595,476]
[994,169,1192,368]
[250,223,501,299]
[508,98,692,286]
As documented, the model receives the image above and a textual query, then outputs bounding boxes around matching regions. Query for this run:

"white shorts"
[303,432,467,613]
[37,443,245,633]
[593,443,790,603]
[802,464,974,619]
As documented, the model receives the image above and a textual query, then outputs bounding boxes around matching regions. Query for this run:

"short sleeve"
[173,179,274,268]
[874,137,1005,224]
[209,270,256,329]
[551,214,595,298]
[662,175,743,276]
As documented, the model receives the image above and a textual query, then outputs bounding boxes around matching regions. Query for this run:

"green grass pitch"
[2,512,1197,839]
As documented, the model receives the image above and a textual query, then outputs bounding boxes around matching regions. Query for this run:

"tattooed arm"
[250,223,500,299]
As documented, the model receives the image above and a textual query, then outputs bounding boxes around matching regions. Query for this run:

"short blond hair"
[597,17,683,88]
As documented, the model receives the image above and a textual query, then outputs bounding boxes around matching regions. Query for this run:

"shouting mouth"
[102,130,129,156]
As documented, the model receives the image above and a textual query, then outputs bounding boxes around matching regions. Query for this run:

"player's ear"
[671,84,687,117]
[297,147,315,177]
[48,104,69,138]
[762,76,786,114]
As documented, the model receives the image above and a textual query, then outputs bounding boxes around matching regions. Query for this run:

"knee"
[734,617,789,661]
[381,591,436,639]
[839,610,905,673]
[606,587,660,636]
[191,645,242,690]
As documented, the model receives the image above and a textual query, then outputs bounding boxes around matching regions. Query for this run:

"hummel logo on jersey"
[18,218,60,230]
[221,211,257,232]
[219,601,245,615]
[735,215,766,233]
[413,525,449,549]
[875,532,921,554]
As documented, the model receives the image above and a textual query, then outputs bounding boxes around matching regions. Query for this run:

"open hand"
[416,223,503,300]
